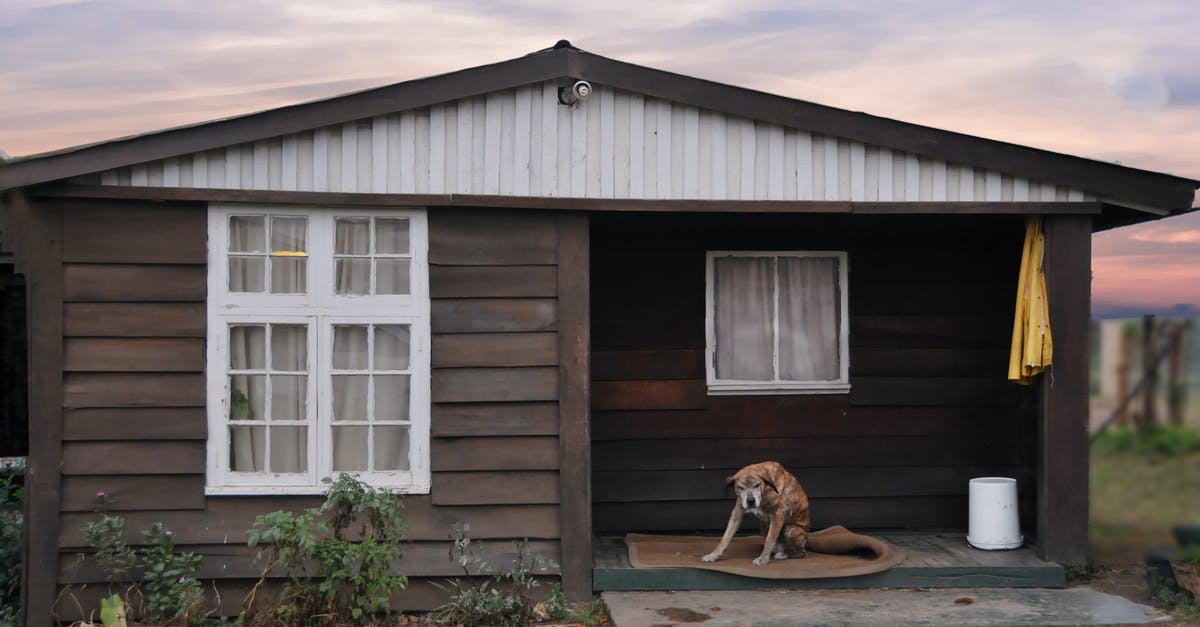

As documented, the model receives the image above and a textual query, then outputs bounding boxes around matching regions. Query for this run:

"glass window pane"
[271,325,307,371]
[335,259,371,295]
[778,257,841,381]
[333,326,369,370]
[332,375,369,421]
[713,256,776,381]
[229,426,265,471]
[229,257,265,292]
[374,325,410,370]
[270,426,307,473]
[376,259,411,295]
[270,216,307,254]
[229,325,265,370]
[374,426,410,471]
[373,375,410,421]
[335,218,370,255]
[229,375,265,421]
[229,216,265,253]
[375,218,410,254]
[270,375,306,421]
[270,257,307,294]
[332,426,368,471]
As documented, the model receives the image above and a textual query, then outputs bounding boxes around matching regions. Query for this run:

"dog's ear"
[724,474,738,490]
[760,475,779,493]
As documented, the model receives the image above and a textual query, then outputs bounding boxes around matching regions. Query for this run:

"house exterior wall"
[74,84,1092,204]
[590,211,1040,535]
[47,198,575,618]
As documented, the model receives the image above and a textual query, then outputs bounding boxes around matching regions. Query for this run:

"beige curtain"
[332,324,411,472]
[714,257,775,380]
[229,324,307,473]
[778,257,840,381]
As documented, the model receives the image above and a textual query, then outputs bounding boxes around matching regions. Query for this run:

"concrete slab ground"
[603,586,1171,626]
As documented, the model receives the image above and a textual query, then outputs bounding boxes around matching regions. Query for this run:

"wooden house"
[1,42,1196,624]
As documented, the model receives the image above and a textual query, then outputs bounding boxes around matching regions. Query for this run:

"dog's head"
[726,468,778,510]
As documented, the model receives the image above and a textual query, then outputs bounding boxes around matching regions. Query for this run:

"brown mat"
[625,526,906,579]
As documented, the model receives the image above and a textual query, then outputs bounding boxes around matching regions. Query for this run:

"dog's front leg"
[754,514,784,566]
[701,505,744,562]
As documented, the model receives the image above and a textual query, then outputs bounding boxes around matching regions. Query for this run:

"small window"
[705,251,849,394]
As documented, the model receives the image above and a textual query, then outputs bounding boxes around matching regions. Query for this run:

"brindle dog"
[701,461,810,566]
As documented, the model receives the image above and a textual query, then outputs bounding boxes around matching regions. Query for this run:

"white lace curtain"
[714,255,840,381]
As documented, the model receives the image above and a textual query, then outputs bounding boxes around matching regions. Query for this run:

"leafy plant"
[80,493,209,625]
[0,461,23,626]
[242,474,408,625]
[1093,426,1200,457]
[428,523,561,627]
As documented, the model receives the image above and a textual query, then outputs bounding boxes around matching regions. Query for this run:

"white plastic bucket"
[967,477,1023,550]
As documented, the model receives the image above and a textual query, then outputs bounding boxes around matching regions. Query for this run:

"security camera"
[558,80,594,106]
[572,80,592,101]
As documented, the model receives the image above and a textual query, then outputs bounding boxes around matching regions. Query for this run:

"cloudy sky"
[2,0,1197,316]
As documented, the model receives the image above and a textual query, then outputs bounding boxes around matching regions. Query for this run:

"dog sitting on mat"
[701,461,811,566]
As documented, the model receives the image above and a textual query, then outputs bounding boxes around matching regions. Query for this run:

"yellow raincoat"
[1008,216,1052,384]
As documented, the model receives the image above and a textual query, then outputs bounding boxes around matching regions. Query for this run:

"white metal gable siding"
[80,81,1093,202]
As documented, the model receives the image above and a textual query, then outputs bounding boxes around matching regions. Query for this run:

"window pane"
[270,257,307,294]
[229,216,265,253]
[713,257,776,381]
[374,426,410,471]
[778,257,841,381]
[374,325,410,370]
[376,259,411,295]
[229,257,265,292]
[375,218,410,254]
[230,426,265,471]
[333,325,369,370]
[335,218,370,255]
[229,375,265,421]
[270,426,307,473]
[270,375,307,421]
[335,259,371,295]
[271,325,307,371]
[229,325,266,370]
[332,375,369,420]
[374,375,410,420]
[270,216,307,254]
[332,426,368,471]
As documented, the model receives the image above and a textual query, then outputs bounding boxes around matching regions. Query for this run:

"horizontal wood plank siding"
[87,84,1097,204]
[590,212,1038,533]
[51,201,568,614]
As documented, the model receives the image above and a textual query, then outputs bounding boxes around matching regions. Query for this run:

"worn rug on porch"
[625,525,906,579]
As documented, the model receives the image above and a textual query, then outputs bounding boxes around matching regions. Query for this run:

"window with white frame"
[706,251,849,394]
[206,205,430,494]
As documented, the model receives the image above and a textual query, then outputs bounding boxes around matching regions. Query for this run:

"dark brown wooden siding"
[590,212,1039,534]
[52,200,568,618]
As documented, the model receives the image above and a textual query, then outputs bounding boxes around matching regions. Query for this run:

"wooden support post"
[19,199,64,627]
[1167,321,1186,427]
[1038,214,1089,565]
[556,212,592,600]
[1140,315,1157,431]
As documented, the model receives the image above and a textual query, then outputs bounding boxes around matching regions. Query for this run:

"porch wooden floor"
[593,532,1065,591]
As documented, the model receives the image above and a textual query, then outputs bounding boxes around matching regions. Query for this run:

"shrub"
[242,474,408,625]
[1093,426,1200,457]
[0,461,23,626]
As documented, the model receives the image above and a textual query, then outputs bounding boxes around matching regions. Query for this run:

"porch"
[592,532,1065,591]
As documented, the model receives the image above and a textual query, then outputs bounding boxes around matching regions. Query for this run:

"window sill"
[707,383,851,396]
[205,482,431,496]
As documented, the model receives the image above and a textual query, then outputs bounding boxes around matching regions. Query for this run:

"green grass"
[1090,445,1200,563]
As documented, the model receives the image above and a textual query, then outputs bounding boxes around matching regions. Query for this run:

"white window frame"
[705,250,850,395]
[206,205,431,495]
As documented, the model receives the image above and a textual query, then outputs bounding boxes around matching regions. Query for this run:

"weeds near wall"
[78,493,207,626]
[0,460,23,627]
[241,474,408,626]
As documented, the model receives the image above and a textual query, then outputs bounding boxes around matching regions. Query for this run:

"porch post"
[1038,214,1091,565]
[556,212,592,599]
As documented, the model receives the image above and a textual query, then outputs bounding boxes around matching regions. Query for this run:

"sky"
[1,0,1198,317]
